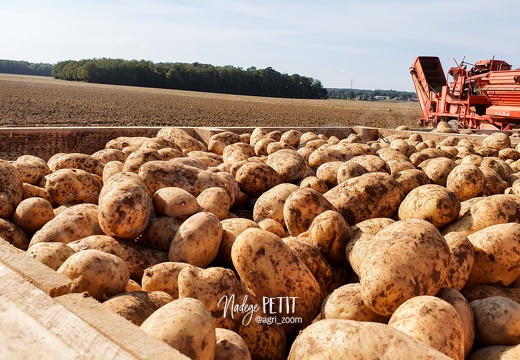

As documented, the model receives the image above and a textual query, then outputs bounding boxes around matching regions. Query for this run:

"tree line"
[51,58,329,99]
[327,88,416,101]
[0,59,53,76]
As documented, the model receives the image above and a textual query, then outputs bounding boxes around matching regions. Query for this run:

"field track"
[0,74,421,129]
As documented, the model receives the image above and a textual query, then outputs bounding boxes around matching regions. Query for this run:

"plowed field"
[0,74,421,128]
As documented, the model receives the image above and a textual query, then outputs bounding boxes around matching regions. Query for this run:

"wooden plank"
[0,238,71,297]
[56,293,189,360]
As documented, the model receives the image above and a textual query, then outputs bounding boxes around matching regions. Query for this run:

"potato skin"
[446,164,485,201]
[0,159,23,219]
[0,218,30,250]
[102,291,173,326]
[25,242,75,270]
[98,172,152,241]
[43,168,101,206]
[57,249,129,301]
[253,183,299,226]
[141,262,194,298]
[12,155,50,185]
[216,218,260,267]
[235,161,283,198]
[471,296,520,346]
[388,295,464,360]
[288,319,452,359]
[12,197,54,234]
[215,328,252,360]
[152,187,198,218]
[360,219,450,316]
[443,232,475,291]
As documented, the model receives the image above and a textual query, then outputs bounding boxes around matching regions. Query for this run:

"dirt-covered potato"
[57,249,129,300]
[288,319,452,359]
[215,328,252,360]
[483,132,511,150]
[324,172,404,225]
[398,184,460,229]
[91,148,126,164]
[298,176,328,194]
[141,262,194,298]
[11,197,54,235]
[284,188,336,236]
[12,155,50,185]
[0,218,29,250]
[152,187,198,218]
[122,147,162,173]
[42,168,101,206]
[418,157,457,186]
[471,296,520,346]
[216,218,260,267]
[254,137,275,156]
[321,283,389,323]
[48,152,105,177]
[393,168,431,194]
[140,297,215,360]
[298,210,350,265]
[103,291,173,326]
[232,228,322,332]
[0,159,24,219]
[257,218,285,237]
[98,172,152,240]
[443,232,475,291]
[25,241,75,270]
[350,154,390,173]
[345,217,395,276]
[480,166,509,195]
[466,222,520,286]
[437,287,475,357]
[101,160,123,183]
[141,216,183,253]
[336,161,369,184]
[196,187,231,220]
[316,161,344,188]
[446,164,485,201]
[388,295,464,360]
[29,203,103,247]
[235,161,283,198]
[253,183,299,226]
[468,345,520,360]
[360,219,450,316]
[168,212,223,267]
[156,127,207,153]
[280,130,302,148]
[222,142,256,164]
[21,183,54,204]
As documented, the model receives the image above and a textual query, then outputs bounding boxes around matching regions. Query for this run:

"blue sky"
[2,0,519,91]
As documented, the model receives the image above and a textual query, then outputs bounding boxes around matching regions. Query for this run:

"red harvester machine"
[410,56,520,130]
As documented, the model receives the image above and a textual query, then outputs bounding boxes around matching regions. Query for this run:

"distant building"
[374,96,390,100]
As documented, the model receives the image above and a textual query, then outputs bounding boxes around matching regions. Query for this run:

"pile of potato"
[3,125,520,359]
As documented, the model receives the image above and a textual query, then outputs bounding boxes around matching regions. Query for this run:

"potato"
[141,262,194,298]
[297,176,328,193]
[288,319,452,359]
[157,147,183,160]
[177,266,286,360]
[254,137,275,156]
[284,188,336,236]
[283,236,333,299]
[140,298,215,360]
[21,183,54,204]
[68,234,168,280]
[471,296,520,346]
[0,218,29,250]
[216,218,260,267]
[43,168,101,206]
[324,172,404,225]
[152,187,198,218]
[48,152,104,177]
[481,166,509,195]
[139,161,236,204]
[215,328,251,360]
[468,345,520,360]
[345,218,395,275]
[418,157,457,186]
[437,287,475,357]
[299,210,350,265]
[350,154,390,173]
[168,212,223,267]
[57,249,129,300]
[121,147,162,173]
[141,216,184,252]
[12,155,50,185]
[443,232,475,291]
[0,159,23,219]
[280,130,302,148]
[156,127,207,153]
[321,283,389,323]
[209,131,242,146]
[101,160,123,183]
[222,142,256,164]
[12,197,54,234]
[102,291,173,326]
[125,279,142,292]
[98,172,152,241]
[307,147,351,168]
[235,161,283,198]
[29,203,103,247]
[316,161,344,188]
[466,223,520,286]
[393,168,430,194]
[253,183,299,226]
[483,132,511,150]
[25,242,75,270]
[267,141,294,155]
[388,295,464,360]
[232,228,322,331]
[398,184,460,229]
[197,187,231,220]
[265,149,306,183]
[257,218,285,238]
[336,161,369,184]
[360,219,450,316]
[105,136,150,150]
[446,164,485,201]
[91,148,126,164]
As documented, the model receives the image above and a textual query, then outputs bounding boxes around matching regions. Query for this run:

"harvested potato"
[29,203,103,247]
[232,228,322,332]
[393,168,430,194]
[480,166,509,195]
[350,154,390,173]
[324,172,404,225]
[265,149,306,183]
[0,218,29,250]
[482,132,511,150]
[122,147,162,173]
[466,222,520,286]
[125,279,142,292]
[360,219,450,316]
[284,188,336,236]
[267,141,294,155]
[105,136,150,150]
[388,295,464,360]
[209,131,241,146]
[215,328,251,360]
[156,127,207,153]
[253,183,299,226]
[12,155,50,185]
[140,298,215,360]
[471,296,520,346]
[280,130,302,148]
[141,216,184,253]
[25,241,75,270]
[257,218,286,238]
[21,183,54,204]
[222,142,256,164]
[398,184,460,229]
[298,175,328,193]
[91,148,126,164]
[446,164,485,201]
[288,319,452,359]
[468,345,520,360]
[168,212,223,267]
[235,161,282,198]
[57,249,129,300]
[0,159,24,219]
[102,160,123,183]
[418,157,457,186]
[316,161,344,188]
[216,218,260,267]
[103,291,173,326]
[321,283,389,323]
[336,161,369,184]
[254,137,275,156]
[443,232,475,291]
[152,187,198,218]
[12,197,54,234]
[141,262,194,298]
[197,187,231,220]
[48,152,104,177]
[43,168,101,206]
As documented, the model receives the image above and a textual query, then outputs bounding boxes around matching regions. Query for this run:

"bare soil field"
[0,74,421,129]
